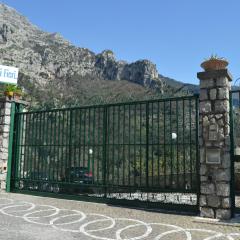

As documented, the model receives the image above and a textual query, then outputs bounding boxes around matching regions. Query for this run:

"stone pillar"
[197,69,232,220]
[0,98,12,190]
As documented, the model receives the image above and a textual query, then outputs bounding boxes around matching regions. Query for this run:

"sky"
[2,0,240,85]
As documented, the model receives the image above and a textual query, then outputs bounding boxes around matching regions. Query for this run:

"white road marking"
[0,198,239,240]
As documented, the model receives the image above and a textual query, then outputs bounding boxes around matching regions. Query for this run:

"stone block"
[217,119,224,127]
[208,114,214,120]
[222,197,231,208]
[200,101,211,113]
[3,116,10,125]
[200,164,207,175]
[2,138,8,149]
[5,102,11,109]
[2,132,9,138]
[216,183,230,197]
[224,112,230,124]
[0,173,6,181]
[201,183,215,195]
[209,89,217,100]
[0,117,4,125]
[0,148,8,154]
[216,77,228,87]
[2,125,10,133]
[200,195,207,206]
[224,125,230,135]
[202,116,209,127]
[197,70,232,82]
[218,133,225,141]
[210,117,216,124]
[200,207,215,218]
[208,124,218,140]
[218,88,229,100]
[200,89,208,100]
[0,108,5,115]
[216,209,231,220]
[215,114,223,120]
[1,152,8,161]
[200,148,205,163]
[216,169,230,181]
[4,108,11,116]
[200,79,215,89]
[207,195,221,208]
[0,180,6,190]
[215,100,229,113]
[200,176,207,182]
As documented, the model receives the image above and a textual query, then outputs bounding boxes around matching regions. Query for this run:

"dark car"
[21,171,60,193]
[61,167,93,194]
[20,171,48,191]
[64,167,93,184]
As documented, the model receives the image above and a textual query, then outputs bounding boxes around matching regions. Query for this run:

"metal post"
[229,92,236,217]
[102,106,108,197]
[146,102,149,190]
[195,94,200,213]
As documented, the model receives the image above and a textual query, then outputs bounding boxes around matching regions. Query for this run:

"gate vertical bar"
[146,102,149,190]
[102,106,108,197]
[69,109,73,170]
[195,94,200,212]
[13,111,20,187]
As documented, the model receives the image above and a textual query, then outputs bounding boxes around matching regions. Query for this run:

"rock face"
[0,3,167,94]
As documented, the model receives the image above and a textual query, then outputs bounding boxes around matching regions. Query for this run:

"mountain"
[0,3,198,108]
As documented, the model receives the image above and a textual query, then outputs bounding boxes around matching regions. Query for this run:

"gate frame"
[6,102,24,192]
[229,89,240,215]
[8,95,200,214]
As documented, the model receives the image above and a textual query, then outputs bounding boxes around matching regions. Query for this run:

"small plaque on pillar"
[208,124,218,141]
[206,148,221,164]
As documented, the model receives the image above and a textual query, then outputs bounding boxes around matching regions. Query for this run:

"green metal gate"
[10,95,200,212]
[230,90,240,214]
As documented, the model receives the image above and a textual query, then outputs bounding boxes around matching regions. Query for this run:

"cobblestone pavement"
[0,193,240,240]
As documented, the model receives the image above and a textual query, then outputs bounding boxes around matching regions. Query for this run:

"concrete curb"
[193,215,240,228]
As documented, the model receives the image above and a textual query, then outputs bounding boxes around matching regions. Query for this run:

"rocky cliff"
[0,3,196,108]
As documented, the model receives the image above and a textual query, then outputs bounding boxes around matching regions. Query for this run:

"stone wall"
[198,69,232,220]
[0,98,12,190]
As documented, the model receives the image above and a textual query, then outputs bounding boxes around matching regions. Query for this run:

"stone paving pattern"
[0,192,239,240]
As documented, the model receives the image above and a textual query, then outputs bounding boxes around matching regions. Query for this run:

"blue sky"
[2,0,240,85]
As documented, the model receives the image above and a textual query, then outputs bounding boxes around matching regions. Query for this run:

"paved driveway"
[0,192,239,240]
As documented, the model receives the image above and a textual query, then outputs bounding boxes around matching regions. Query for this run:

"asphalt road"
[0,192,240,240]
